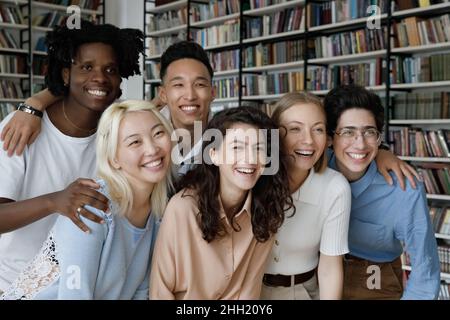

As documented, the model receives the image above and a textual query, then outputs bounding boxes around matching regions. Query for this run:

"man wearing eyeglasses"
[324,85,440,300]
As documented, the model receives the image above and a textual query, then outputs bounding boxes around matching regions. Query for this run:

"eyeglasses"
[334,127,381,144]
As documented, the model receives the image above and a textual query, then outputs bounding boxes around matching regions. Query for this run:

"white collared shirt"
[264,167,352,275]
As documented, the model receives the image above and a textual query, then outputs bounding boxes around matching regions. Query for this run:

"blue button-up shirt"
[329,154,440,300]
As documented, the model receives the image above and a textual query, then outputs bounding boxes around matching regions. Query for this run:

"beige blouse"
[149,189,274,300]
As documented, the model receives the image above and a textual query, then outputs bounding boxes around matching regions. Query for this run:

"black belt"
[263,268,316,287]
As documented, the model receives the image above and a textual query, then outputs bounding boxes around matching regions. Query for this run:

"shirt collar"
[218,191,253,221]
[349,161,378,198]
[293,168,321,205]
[329,153,377,199]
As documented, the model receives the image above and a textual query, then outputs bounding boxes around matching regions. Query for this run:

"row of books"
[395,0,450,11]
[145,85,158,102]
[313,27,386,58]
[430,206,450,235]
[388,128,450,157]
[191,0,240,22]
[0,55,26,74]
[415,164,450,195]
[210,60,386,98]
[0,80,24,99]
[208,49,239,72]
[307,0,388,27]
[244,7,304,38]
[145,62,160,81]
[391,53,450,84]
[243,40,305,67]
[190,19,240,48]
[147,32,185,57]
[438,244,450,273]
[307,0,448,29]
[147,8,188,32]
[0,30,19,49]
[35,36,47,52]
[247,0,289,10]
[32,12,66,28]
[35,0,101,10]
[241,72,305,96]
[394,14,450,47]
[439,280,450,300]
[307,59,386,90]
[33,56,47,76]
[0,3,24,25]
[0,103,15,122]
[213,77,239,99]
[391,92,450,120]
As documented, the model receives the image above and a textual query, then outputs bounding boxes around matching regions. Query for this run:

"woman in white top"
[262,92,352,300]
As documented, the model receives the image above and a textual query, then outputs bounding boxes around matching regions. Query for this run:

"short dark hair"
[323,85,385,135]
[45,19,144,96]
[177,106,294,243]
[159,41,214,82]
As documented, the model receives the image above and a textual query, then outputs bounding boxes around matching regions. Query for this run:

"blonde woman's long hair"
[96,100,174,218]
[271,92,327,173]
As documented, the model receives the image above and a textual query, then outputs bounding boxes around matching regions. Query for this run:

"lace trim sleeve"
[1,232,60,300]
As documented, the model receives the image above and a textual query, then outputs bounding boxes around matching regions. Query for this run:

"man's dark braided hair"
[45,19,144,96]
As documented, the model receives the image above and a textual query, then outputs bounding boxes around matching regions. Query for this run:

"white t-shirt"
[0,111,96,291]
[264,167,352,275]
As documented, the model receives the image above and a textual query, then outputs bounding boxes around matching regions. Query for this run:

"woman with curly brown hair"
[149,106,293,300]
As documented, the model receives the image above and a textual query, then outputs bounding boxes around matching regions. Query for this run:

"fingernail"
[100,220,105,224]
[85,229,90,234]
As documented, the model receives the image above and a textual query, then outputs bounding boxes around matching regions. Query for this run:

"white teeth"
[296,150,314,156]
[236,168,255,174]
[180,105,198,111]
[143,159,162,168]
[348,153,367,160]
[87,89,107,97]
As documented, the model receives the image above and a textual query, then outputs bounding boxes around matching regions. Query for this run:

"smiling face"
[332,108,381,181]
[279,102,328,176]
[113,111,172,190]
[159,58,215,130]
[210,123,266,194]
[62,42,122,113]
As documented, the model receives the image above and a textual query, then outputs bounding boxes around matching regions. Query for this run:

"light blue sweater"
[3,180,160,300]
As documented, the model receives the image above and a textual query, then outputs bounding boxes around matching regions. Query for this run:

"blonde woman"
[262,92,352,300]
[1,100,173,300]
